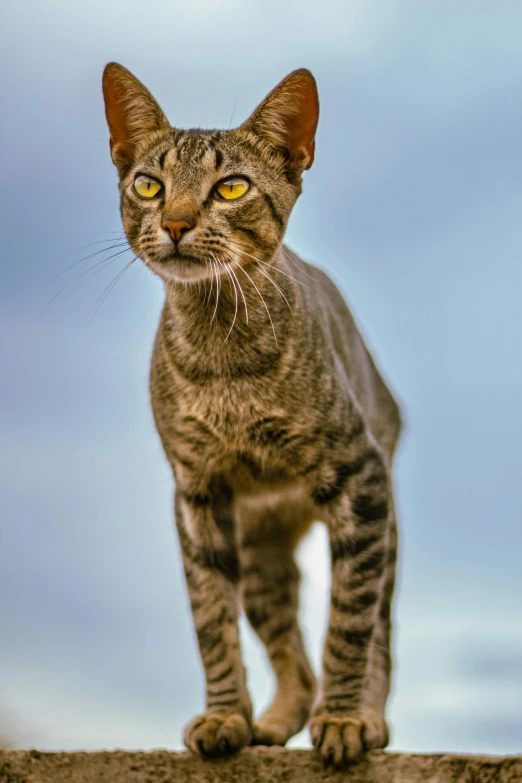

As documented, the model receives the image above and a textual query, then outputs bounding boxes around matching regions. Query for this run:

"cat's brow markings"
[158,149,170,168]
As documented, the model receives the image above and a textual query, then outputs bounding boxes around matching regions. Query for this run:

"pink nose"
[162,219,194,242]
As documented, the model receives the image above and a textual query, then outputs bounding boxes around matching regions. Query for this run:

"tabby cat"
[102,63,401,767]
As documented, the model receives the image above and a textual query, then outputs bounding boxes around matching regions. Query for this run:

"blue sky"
[1,0,521,754]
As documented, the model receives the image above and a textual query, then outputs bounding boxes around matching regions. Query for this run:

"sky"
[1,0,522,755]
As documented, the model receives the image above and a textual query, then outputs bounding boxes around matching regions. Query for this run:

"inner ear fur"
[102,62,170,177]
[242,69,319,171]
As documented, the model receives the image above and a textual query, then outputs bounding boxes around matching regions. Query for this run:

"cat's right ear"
[102,63,170,177]
[242,69,319,172]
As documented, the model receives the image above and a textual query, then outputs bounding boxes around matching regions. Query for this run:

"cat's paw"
[251,718,291,746]
[309,713,388,767]
[183,712,251,757]
[251,702,311,746]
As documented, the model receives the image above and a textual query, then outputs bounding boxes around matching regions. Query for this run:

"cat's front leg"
[310,433,393,767]
[175,489,253,757]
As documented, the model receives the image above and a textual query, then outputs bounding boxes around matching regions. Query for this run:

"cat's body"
[103,64,401,767]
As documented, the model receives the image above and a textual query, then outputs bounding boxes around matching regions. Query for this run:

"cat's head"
[102,63,319,283]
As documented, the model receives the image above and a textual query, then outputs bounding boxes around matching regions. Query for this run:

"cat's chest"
[175,380,284,448]
[154,364,315,467]
[150,328,324,474]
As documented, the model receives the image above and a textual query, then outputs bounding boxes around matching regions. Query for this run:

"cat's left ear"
[242,69,319,171]
[102,62,170,177]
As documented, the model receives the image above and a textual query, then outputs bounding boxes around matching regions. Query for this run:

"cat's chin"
[146,256,213,285]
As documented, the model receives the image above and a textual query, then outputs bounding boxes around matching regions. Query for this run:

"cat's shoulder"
[283,244,356,325]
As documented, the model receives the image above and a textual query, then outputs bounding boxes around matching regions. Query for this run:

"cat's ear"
[242,69,319,171]
[102,62,170,177]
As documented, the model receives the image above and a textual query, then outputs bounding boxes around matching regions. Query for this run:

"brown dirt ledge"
[1,748,522,783]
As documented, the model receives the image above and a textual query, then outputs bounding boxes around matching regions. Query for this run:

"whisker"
[209,253,221,325]
[48,258,123,314]
[45,245,134,307]
[279,244,318,282]
[225,244,290,307]
[61,236,125,260]
[47,253,134,314]
[226,261,248,325]
[49,241,129,283]
[206,256,219,309]
[222,260,239,342]
[227,137,255,153]
[228,94,237,130]
[85,250,145,323]
[202,263,212,308]
[226,239,309,289]
[226,243,296,314]
[254,263,293,316]
[203,258,214,308]
[233,254,278,349]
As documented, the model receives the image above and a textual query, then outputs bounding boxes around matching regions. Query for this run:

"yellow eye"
[215,177,249,201]
[133,175,162,199]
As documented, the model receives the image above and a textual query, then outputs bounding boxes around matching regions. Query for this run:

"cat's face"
[103,65,319,283]
[117,128,297,284]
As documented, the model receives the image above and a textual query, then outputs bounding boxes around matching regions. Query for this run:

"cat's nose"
[162,218,194,243]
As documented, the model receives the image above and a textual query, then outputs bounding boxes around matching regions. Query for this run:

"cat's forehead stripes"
[154,131,225,174]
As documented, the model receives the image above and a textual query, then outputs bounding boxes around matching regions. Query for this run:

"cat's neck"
[161,247,298,378]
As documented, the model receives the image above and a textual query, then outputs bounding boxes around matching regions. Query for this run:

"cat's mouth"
[162,251,206,265]
[145,249,212,283]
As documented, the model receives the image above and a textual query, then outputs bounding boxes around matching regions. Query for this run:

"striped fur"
[102,63,402,767]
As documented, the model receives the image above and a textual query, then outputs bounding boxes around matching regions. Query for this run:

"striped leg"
[176,490,253,757]
[364,509,397,733]
[239,523,316,746]
[310,436,392,767]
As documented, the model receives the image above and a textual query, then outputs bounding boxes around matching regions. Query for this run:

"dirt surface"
[1,748,522,783]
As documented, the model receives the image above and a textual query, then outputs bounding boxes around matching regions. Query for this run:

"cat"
[102,62,402,768]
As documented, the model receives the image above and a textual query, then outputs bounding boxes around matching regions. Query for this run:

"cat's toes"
[184,712,251,757]
[309,713,388,767]
[251,718,291,746]
[251,700,312,747]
